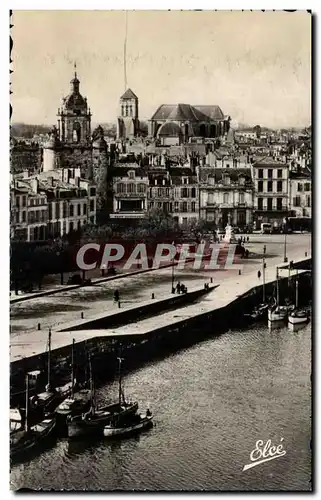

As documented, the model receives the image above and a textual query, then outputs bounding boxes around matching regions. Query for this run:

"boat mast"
[25,373,29,432]
[276,267,280,307]
[47,327,52,390]
[71,338,75,398]
[117,356,124,406]
[262,244,266,303]
[89,355,95,413]
[295,277,299,309]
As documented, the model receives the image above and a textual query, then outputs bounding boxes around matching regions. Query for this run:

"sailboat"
[245,249,269,321]
[67,356,138,439]
[10,374,56,459]
[268,268,288,323]
[56,339,91,429]
[288,278,309,328]
[103,410,153,439]
[30,329,72,418]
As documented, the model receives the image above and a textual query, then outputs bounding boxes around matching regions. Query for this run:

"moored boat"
[268,306,288,322]
[288,279,309,327]
[10,374,56,460]
[268,267,290,323]
[30,329,73,420]
[245,303,269,321]
[103,412,153,439]
[56,340,91,431]
[67,355,138,439]
[288,309,309,325]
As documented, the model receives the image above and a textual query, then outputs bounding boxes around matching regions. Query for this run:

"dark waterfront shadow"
[65,435,103,459]
[10,434,58,467]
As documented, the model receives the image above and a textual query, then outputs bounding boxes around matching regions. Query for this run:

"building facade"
[170,166,199,226]
[110,164,149,220]
[10,169,97,241]
[252,158,290,227]
[289,170,311,218]
[10,180,47,241]
[199,167,253,227]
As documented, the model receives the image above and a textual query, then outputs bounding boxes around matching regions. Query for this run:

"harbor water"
[10,321,311,491]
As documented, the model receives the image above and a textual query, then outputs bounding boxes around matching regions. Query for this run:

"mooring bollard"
[81,312,84,319]
[37,323,41,330]
[151,293,155,299]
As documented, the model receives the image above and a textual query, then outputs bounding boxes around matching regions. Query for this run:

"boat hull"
[67,402,139,439]
[288,315,309,325]
[268,308,287,322]
[10,417,56,459]
[103,416,153,439]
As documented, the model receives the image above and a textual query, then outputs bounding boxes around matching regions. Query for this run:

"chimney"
[23,170,29,179]
[75,176,80,187]
[48,176,54,187]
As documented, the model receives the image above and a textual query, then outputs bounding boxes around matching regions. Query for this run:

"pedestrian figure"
[247,236,250,243]
[176,282,181,294]
[257,270,261,279]
[114,289,120,302]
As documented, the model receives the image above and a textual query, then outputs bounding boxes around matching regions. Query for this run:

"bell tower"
[117,88,139,140]
[57,64,92,144]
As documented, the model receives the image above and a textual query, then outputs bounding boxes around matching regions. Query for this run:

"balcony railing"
[114,192,146,198]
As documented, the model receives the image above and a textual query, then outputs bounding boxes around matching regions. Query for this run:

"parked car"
[260,223,272,234]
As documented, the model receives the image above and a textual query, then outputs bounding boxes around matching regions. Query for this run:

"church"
[149,103,231,145]
[42,67,112,221]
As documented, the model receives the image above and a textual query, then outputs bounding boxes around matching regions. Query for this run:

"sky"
[10,10,311,128]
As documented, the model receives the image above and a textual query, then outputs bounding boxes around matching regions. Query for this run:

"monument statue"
[224,213,237,243]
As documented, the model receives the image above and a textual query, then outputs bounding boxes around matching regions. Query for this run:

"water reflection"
[11,322,311,492]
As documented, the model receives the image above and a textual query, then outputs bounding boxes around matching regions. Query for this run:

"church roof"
[63,93,87,109]
[193,105,225,121]
[151,103,224,122]
[120,88,138,100]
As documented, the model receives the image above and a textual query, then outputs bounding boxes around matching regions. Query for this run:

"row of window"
[148,201,197,213]
[293,195,311,207]
[257,198,285,211]
[116,183,147,194]
[258,168,284,179]
[48,200,95,219]
[208,193,245,204]
[207,176,246,186]
[14,195,46,208]
[121,104,134,117]
[257,180,284,193]
[297,182,311,192]
[174,201,197,213]
[12,209,47,224]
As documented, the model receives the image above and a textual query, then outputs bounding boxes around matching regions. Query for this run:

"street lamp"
[283,230,288,263]
[262,244,266,303]
[56,251,64,285]
[171,240,175,293]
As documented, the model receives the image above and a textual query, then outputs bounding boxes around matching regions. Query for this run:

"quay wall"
[59,285,218,332]
[10,265,312,400]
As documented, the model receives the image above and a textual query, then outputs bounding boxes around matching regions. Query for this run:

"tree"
[138,209,182,241]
